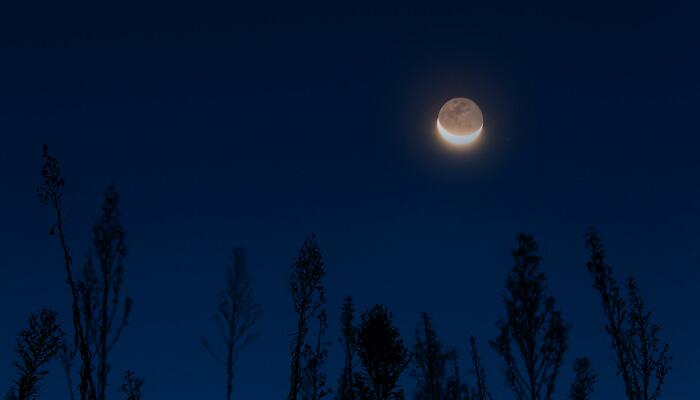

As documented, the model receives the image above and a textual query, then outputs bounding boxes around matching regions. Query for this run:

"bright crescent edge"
[436,118,482,145]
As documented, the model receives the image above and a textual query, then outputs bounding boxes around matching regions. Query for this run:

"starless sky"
[1,1,699,399]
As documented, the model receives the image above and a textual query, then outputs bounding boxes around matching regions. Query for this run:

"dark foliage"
[118,371,143,400]
[568,358,595,400]
[38,145,97,400]
[336,296,357,400]
[355,304,411,400]
[202,247,262,400]
[490,233,569,400]
[7,310,64,400]
[585,229,671,400]
[287,235,327,400]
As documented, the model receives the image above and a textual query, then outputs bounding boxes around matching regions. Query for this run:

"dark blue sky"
[1,1,699,399]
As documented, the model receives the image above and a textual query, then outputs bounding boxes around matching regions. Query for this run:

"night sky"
[1,2,699,399]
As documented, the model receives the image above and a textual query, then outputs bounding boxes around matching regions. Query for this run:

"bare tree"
[38,145,97,400]
[202,247,262,400]
[355,304,411,400]
[490,233,569,400]
[568,358,595,400]
[336,296,357,400]
[287,235,327,400]
[118,371,143,400]
[301,309,331,400]
[6,310,65,400]
[584,228,671,400]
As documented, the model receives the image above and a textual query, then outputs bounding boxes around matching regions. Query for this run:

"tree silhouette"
[584,229,671,400]
[443,351,467,400]
[466,336,492,400]
[490,233,569,400]
[287,235,327,400]
[411,320,490,400]
[412,312,449,400]
[301,309,331,400]
[202,247,262,400]
[336,296,357,400]
[568,358,595,400]
[355,304,411,400]
[117,371,143,400]
[6,310,65,400]
[38,145,97,400]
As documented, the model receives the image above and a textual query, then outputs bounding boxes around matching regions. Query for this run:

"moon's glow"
[436,97,483,146]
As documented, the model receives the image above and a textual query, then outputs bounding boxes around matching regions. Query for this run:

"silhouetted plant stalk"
[38,145,97,400]
[202,247,261,400]
[60,254,98,400]
[467,336,492,400]
[6,310,65,400]
[287,235,327,400]
[58,186,133,400]
[91,186,132,400]
[490,234,569,400]
[585,229,671,400]
[355,304,411,400]
[336,296,357,400]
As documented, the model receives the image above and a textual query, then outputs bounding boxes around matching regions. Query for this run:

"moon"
[436,98,483,146]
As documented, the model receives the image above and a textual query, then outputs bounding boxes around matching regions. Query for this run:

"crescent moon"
[436,118,483,145]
